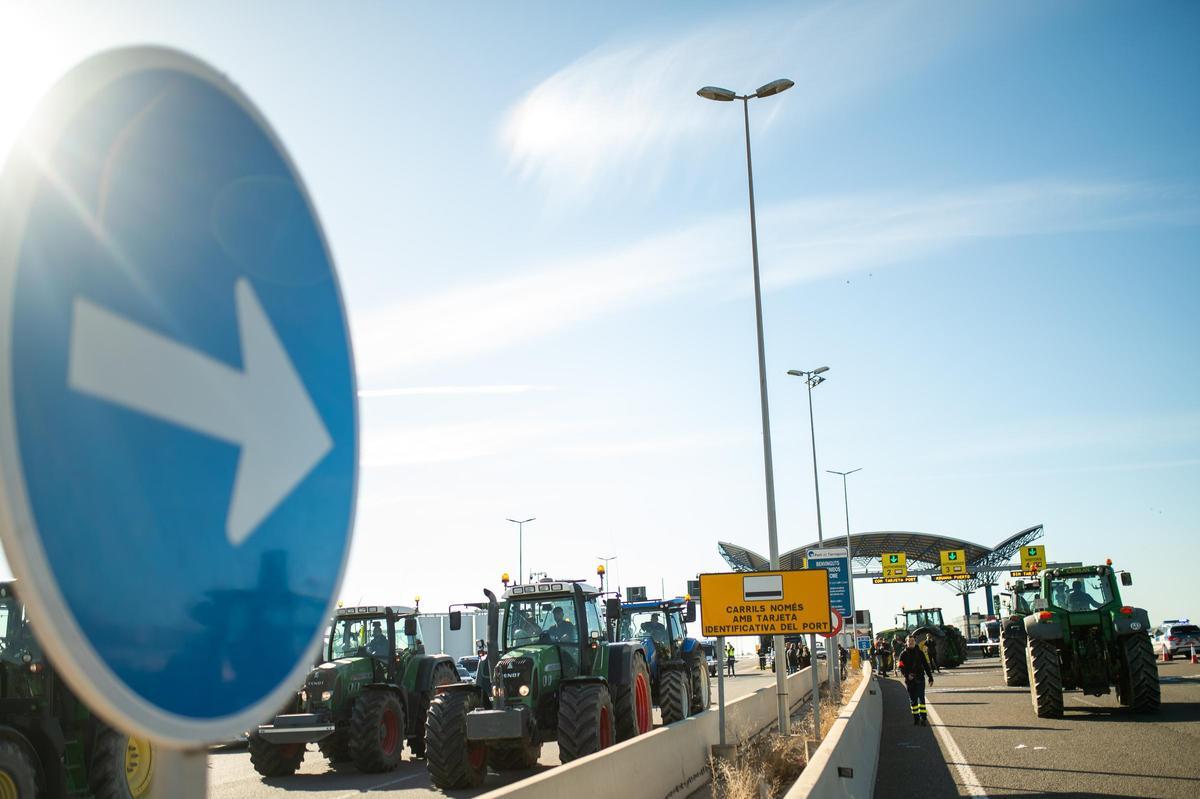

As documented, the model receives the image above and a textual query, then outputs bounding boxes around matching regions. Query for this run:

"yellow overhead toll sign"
[932,573,975,582]
[882,552,908,579]
[699,569,832,637]
[1021,545,1045,572]
[873,576,918,584]
[940,549,967,576]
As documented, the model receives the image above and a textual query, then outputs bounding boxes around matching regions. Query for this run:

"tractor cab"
[617,597,697,660]
[498,580,604,684]
[327,604,421,684]
[1004,579,1040,617]
[904,608,946,629]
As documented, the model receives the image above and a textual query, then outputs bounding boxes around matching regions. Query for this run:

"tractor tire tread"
[1001,625,1029,687]
[659,668,690,725]
[613,654,651,741]
[248,732,305,778]
[350,689,406,774]
[0,740,38,796]
[1122,635,1161,713]
[557,683,615,763]
[1028,638,1064,718]
[424,691,487,789]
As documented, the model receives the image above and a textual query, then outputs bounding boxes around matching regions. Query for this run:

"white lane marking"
[1014,743,1026,749]
[1033,746,1046,751]
[927,702,989,798]
[332,773,422,798]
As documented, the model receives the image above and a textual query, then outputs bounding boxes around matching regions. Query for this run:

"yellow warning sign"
[940,549,967,576]
[882,552,908,579]
[1020,545,1045,573]
[698,570,832,636]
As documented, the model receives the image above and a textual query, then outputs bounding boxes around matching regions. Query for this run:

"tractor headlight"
[518,685,530,697]
[300,690,308,703]
[493,684,505,699]
[321,691,332,702]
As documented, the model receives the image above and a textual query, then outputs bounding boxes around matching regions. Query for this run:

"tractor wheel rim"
[379,707,400,754]
[634,674,651,733]
[600,706,613,748]
[0,772,16,799]
[125,736,154,797]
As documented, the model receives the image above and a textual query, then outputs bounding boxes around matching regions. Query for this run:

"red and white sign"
[821,608,844,639]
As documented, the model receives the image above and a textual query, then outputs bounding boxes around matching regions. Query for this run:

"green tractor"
[885,608,968,669]
[998,578,1040,686]
[0,581,155,798]
[425,580,651,790]
[250,604,457,777]
[1024,563,1159,718]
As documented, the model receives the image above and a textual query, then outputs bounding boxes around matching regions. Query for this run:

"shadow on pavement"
[1063,701,1200,724]
[873,676,961,798]
[967,762,1200,786]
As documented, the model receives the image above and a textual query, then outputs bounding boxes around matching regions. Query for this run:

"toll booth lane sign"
[1021,545,1045,572]
[699,570,832,636]
[940,549,967,576]
[882,552,908,579]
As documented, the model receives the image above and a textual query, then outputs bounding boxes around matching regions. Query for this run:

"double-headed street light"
[827,467,862,648]
[698,76,794,736]
[506,517,535,583]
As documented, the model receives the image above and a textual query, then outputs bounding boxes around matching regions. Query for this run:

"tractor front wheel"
[689,658,710,714]
[659,668,691,725]
[1000,625,1028,687]
[318,731,352,765]
[613,654,653,741]
[488,740,541,771]
[350,689,406,773]
[557,682,616,763]
[0,740,38,798]
[1119,635,1160,713]
[248,733,304,778]
[1028,638,1064,718]
[90,724,155,799]
[425,691,487,789]
[411,662,459,758]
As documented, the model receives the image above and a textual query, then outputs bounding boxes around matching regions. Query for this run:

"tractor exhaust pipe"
[483,588,501,692]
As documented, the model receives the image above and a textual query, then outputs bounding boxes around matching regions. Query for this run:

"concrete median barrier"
[481,664,828,799]
[784,664,880,799]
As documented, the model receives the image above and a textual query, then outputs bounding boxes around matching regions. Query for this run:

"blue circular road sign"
[0,48,357,744]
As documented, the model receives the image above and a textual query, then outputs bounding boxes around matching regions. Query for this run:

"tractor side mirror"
[684,601,697,623]
[449,611,462,631]
[605,597,622,622]
[1121,572,1132,587]
[404,617,418,637]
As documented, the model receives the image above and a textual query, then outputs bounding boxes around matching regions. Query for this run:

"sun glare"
[0,5,77,167]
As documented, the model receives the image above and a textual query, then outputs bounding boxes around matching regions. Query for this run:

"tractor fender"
[412,654,457,693]
[913,626,945,641]
[600,642,643,688]
[0,723,59,796]
[1023,613,1062,641]
[562,675,609,688]
[1113,607,1152,636]
[658,658,689,672]
[681,638,701,657]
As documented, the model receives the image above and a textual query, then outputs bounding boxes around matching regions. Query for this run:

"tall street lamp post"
[787,367,835,696]
[506,517,535,582]
[698,76,794,735]
[827,467,862,653]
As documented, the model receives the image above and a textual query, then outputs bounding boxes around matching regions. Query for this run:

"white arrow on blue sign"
[0,48,357,745]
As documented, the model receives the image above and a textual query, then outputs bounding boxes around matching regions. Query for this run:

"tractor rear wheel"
[0,740,38,798]
[350,689,406,773]
[248,733,305,777]
[1028,638,1063,718]
[1000,625,1028,687]
[488,740,541,770]
[90,725,155,798]
[689,658,710,714]
[659,668,691,725]
[557,682,616,763]
[318,731,352,764]
[1119,635,1160,713]
[613,654,653,741]
[410,662,459,758]
[425,691,487,789]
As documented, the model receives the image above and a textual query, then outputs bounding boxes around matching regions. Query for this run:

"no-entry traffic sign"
[0,48,357,745]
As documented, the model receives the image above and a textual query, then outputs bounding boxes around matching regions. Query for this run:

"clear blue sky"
[2,1,1197,638]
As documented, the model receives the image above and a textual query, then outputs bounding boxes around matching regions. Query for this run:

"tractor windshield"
[506,597,577,647]
[329,615,409,660]
[1014,586,1039,615]
[1048,573,1111,612]
[906,610,943,628]
[620,610,671,647]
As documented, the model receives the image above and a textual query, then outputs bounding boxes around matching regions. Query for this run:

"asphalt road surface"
[875,655,1200,798]
[208,657,781,798]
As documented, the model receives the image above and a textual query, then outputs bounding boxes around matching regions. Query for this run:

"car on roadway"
[1152,619,1200,660]
[701,640,720,676]
[456,664,473,682]
[457,654,480,681]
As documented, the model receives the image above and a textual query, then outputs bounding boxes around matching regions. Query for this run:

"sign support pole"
[716,635,727,746]
[809,633,820,738]
[150,747,206,799]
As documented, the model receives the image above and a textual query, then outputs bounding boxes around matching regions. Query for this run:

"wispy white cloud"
[358,384,558,398]
[501,0,983,199]
[353,180,1197,378]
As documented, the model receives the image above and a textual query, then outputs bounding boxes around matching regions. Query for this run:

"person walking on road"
[898,635,934,725]
[922,636,941,674]
[726,643,736,676]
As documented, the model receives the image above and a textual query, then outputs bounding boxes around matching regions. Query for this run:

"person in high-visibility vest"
[726,642,736,676]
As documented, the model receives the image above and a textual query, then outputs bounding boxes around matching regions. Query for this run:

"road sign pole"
[149,747,206,799]
[716,635,727,746]
[809,633,820,738]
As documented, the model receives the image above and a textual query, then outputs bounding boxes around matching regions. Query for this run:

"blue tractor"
[615,597,711,726]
